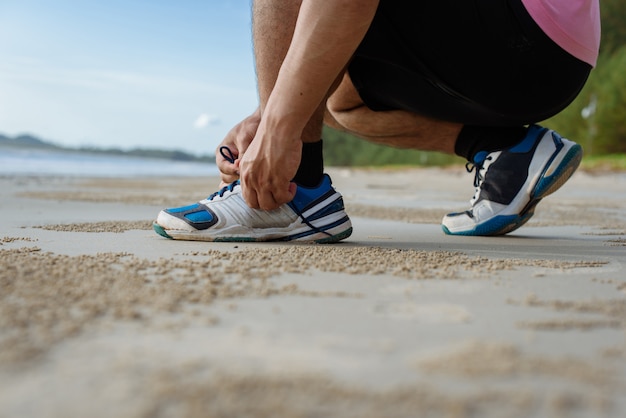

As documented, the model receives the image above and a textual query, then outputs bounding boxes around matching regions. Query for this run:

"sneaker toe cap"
[442,201,507,234]
[156,204,217,231]
[155,210,193,231]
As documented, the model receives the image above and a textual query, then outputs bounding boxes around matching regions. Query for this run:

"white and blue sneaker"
[442,125,583,236]
[153,174,352,243]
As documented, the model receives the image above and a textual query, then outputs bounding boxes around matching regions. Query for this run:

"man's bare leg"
[216,0,327,187]
[253,0,324,145]
[326,72,462,154]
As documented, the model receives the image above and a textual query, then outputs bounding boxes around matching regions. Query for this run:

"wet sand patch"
[1,244,609,366]
[180,246,605,280]
[18,190,179,206]
[123,369,610,418]
[345,203,444,224]
[416,340,614,386]
[508,293,626,331]
[1,236,37,245]
[35,221,153,233]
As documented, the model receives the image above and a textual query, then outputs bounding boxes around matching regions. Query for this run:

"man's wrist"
[259,105,306,144]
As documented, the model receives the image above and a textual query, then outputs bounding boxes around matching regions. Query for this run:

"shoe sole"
[443,142,582,236]
[152,220,353,244]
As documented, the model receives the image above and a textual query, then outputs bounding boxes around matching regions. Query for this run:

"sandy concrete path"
[1,168,625,417]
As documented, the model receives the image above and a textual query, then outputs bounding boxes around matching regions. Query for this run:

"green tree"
[594,47,626,152]
[542,1,626,155]
[598,0,626,56]
[322,126,462,167]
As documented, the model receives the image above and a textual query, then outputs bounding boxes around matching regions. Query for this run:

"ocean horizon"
[0,148,219,178]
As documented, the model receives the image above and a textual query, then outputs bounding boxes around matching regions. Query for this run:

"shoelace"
[219,146,236,164]
[466,156,493,204]
[207,180,240,201]
[206,146,239,200]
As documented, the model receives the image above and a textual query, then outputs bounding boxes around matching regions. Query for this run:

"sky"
[0,0,258,155]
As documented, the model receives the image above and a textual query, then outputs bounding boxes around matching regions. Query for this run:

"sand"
[1,167,625,418]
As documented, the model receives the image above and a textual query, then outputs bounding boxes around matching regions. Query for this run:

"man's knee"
[327,72,363,111]
[324,100,366,135]
[325,72,367,132]
[324,106,350,132]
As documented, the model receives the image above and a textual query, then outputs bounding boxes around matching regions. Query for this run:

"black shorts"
[348,0,592,126]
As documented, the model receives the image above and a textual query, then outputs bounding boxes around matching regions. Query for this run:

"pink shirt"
[521,0,601,67]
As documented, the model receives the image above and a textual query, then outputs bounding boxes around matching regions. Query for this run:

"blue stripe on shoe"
[533,143,582,200]
[185,210,214,224]
[166,203,201,213]
[288,175,333,213]
[508,125,547,153]
[165,203,218,230]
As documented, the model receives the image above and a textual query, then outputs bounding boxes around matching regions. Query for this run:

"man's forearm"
[238,0,379,210]
[261,0,379,138]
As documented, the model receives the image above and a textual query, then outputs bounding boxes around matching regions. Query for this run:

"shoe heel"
[314,226,353,244]
[534,144,582,199]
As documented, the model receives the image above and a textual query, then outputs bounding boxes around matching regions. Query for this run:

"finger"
[216,154,238,172]
[288,182,297,197]
[242,185,260,209]
[216,152,240,183]
[218,164,239,185]
[257,182,297,211]
[220,172,239,185]
[219,146,237,164]
[272,182,297,207]
[216,143,238,162]
[256,194,279,211]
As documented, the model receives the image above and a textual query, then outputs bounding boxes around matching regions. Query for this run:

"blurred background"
[0,0,256,153]
[1,0,625,175]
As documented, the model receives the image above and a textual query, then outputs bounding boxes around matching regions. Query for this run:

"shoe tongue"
[206,180,241,200]
[473,151,489,164]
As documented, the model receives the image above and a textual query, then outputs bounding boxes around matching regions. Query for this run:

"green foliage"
[542,1,626,155]
[598,0,626,56]
[594,47,626,153]
[322,126,464,167]
[543,47,626,155]
[580,153,626,171]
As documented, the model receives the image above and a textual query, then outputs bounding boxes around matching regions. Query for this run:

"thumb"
[288,182,297,199]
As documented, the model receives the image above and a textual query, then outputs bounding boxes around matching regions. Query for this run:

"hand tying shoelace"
[217,145,331,237]
[219,146,236,164]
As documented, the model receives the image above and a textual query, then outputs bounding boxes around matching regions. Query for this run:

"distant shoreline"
[0,133,214,163]
[3,132,625,172]
[0,146,219,178]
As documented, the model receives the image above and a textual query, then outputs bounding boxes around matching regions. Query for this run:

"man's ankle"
[455,125,529,161]
[293,140,324,187]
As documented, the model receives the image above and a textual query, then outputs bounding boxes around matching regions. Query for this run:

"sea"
[0,148,219,178]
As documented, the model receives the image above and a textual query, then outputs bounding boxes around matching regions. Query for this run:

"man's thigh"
[349,0,591,126]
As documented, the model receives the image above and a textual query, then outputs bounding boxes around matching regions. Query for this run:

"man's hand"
[215,107,301,210]
[217,0,378,209]
[215,109,261,186]
[238,120,302,211]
